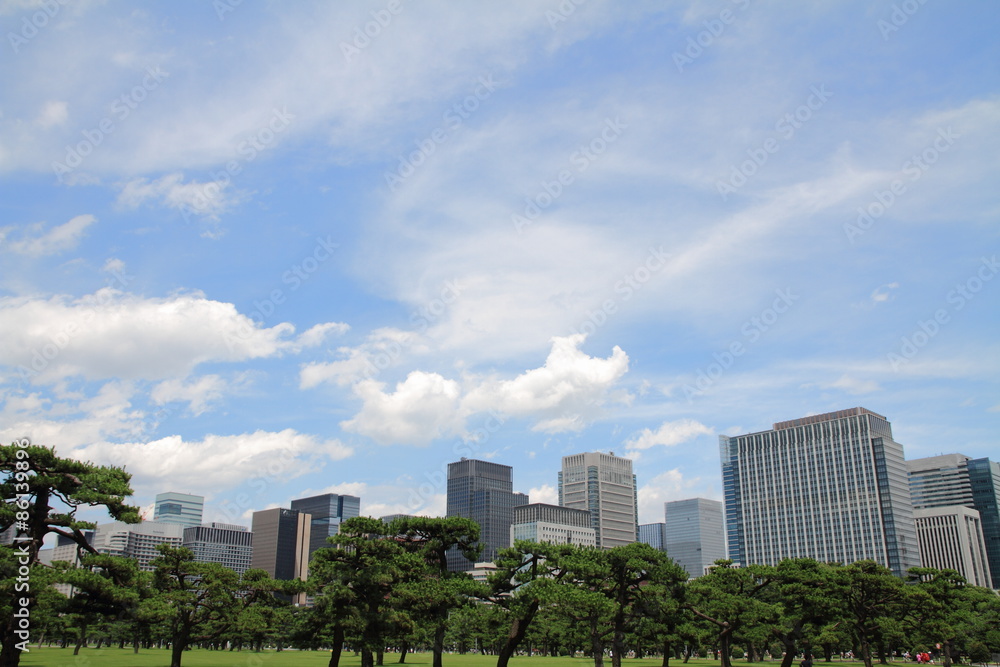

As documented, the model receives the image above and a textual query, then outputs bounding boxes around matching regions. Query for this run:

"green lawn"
[15,650,878,667]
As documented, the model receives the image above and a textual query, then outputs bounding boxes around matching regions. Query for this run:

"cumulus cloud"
[335,335,631,445]
[299,328,423,389]
[0,214,96,256]
[463,334,630,433]
[527,483,558,505]
[340,371,463,446]
[0,288,348,384]
[625,418,713,453]
[71,429,353,498]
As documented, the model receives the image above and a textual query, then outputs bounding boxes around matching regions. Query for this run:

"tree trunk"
[433,622,446,667]
[720,630,734,667]
[662,639,671,667]
[591,619,605,667]
[328,625,345,667]
[399,639,409,663]
[780,638,798,667]
[496,601,540,667]
[73,623,86,656]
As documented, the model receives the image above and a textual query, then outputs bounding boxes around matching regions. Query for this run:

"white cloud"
[150,374,230,416]
[636,469,711,525]
[527,483,558,505]
[335,335,630,445]
[71,429,353,499]
[870,282,899,304]
[36,100,68,127]
[0,287,348,384]
[463,334,630,433]
[340,371,463,445]
[116,172,243,221]
[299,328,424,389]
[1,214,95,256]
[625,418,713,452]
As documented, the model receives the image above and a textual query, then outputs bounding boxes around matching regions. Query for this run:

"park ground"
[16,649,890,667]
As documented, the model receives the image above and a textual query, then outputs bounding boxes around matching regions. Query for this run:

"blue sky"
[1,0,998,528]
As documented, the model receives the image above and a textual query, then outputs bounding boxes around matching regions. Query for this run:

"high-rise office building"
[913,506,992,588]
[290,493,360,562]
[250,508,311,604]
[638,522,667,551]
[513,503,596,547]
[559,452,638,548]
[93,520,184,571]
[907,454,1000,588]
[183,522,254,574]
[720,407,921,578]
[154,492,204,528]
[446,458,528,571]
[664,498,726,579]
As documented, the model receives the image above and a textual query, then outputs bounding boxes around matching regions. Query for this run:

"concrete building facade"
[512,502,597,547]
[559,452,638,548]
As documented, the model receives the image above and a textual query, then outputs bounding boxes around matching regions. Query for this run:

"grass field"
[15,649,880,667]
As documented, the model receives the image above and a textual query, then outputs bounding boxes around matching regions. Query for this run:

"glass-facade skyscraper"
[720,407,921,578]
[446,458,528,571]
[907,453,1000,588]
[290,493,361,562]
[664,498,726,579]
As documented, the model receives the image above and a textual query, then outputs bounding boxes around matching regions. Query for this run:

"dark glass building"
[290,493,361,561]
[250,508,310,588]
[446,458,528,571]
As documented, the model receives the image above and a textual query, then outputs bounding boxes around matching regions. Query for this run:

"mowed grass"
[15,649,877,667]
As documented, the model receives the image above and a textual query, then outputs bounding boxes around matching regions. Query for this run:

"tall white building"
[512,503,596,547]
[559,452,638,548]
[93,520,184,571]
[664,498,726,579]
[720,408,921,578]
[183,522,254,574]
[913,506,992,588]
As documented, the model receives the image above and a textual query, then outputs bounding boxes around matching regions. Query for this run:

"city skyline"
[0,2,997,534]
